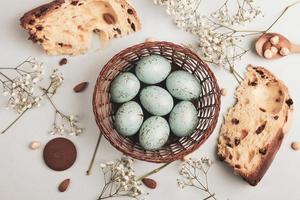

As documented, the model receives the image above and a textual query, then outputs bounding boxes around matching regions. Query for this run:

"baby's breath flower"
[98,156,146,200]
[154,0,263,81]
[178,156,216,199]
[0,57,83,135]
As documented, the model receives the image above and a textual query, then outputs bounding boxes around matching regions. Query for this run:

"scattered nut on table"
[145,37,157,42]
[220,88,227,96]
[29,141,41,150]
[291,141,300,151]
[181,154,190,161]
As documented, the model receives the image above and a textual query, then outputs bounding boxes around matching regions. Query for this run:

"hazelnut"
[279,47,290,56]
[264,49,273,59]
[270,46,278,54]
[291,141,300,151]
[29,141,41,150]
[145,37,157,42]
[181,154,190,161]
[270,35,280,45]
[220,88,227,96]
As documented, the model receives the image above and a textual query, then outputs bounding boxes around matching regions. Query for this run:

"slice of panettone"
[217,66,293,186]
[20,0,141,55]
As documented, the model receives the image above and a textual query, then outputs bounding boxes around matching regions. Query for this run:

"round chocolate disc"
[43,138,77,171]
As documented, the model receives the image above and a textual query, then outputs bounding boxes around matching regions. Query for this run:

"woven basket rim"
[93,41,221,163]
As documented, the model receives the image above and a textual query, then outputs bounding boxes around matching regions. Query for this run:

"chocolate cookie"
[43,138,77,171]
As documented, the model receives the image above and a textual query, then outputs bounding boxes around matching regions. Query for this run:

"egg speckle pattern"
[140,86,174,116]
[114,101,144,136]
[139,116,170,150]
[166,70,201,100]
[135,55,171,84]
[110,72,140,103]
[169,101,199,137]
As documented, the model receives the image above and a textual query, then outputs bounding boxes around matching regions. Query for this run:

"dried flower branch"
[98,157,145,200]
[154,0,300,83]
[98,156,172,199]
[0,57,83,135]
[177,157,216,200]
[86,133,103,175]
[154,0,263,81]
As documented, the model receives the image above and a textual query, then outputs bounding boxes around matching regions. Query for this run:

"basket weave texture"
[93,41,221,163]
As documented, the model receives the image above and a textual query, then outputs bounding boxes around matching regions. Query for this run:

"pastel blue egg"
[166,70,201,100]
[140,86,174,116]
[135,55,171,84]
[139,116,170,150]
[110,72,140,103]
[169,101,198,137]
[114,101,144,136]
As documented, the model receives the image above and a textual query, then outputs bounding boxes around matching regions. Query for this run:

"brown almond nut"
[142,178,157,189]
[59,58,68,66]
[73,82,88,93]
[103,13,116,24]
[58,179,70,192]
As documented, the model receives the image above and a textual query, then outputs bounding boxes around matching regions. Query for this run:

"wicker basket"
[93,41,221,163]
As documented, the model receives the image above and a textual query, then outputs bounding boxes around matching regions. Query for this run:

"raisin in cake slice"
[20,0,141,55]
[217,66,293,186]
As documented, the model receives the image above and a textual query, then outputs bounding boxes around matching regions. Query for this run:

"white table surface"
[0,0,300,199]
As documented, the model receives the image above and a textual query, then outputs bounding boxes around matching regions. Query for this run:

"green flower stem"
[0,109,28,134]
[264,1,300,33]
[86,133,103,175]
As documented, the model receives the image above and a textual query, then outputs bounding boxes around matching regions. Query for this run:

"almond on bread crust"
[217,66,293,186]
[20,0,141,55]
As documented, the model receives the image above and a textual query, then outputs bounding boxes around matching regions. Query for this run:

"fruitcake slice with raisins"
[20,0,141,55]
[217,66,293,186]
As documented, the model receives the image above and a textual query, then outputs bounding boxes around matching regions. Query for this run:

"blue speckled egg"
[114,101,144,136]
[169,101,199,137]
[140,86,174,116]
[166,70,201,100]
[135,55,171,84]
[110,72,140,103]
[139,116,170,150]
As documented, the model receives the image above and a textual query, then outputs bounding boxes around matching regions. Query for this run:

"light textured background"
[0,0,300,199]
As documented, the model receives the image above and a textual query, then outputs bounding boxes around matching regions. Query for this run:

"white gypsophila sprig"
[98,157,145,200]
[153,0,263,81]
[44,70,83,136]
[0,57,44,113]
[177,157,216,200]
[211,0,262,26]
[49,113,83,136]
[0,57,83,136]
